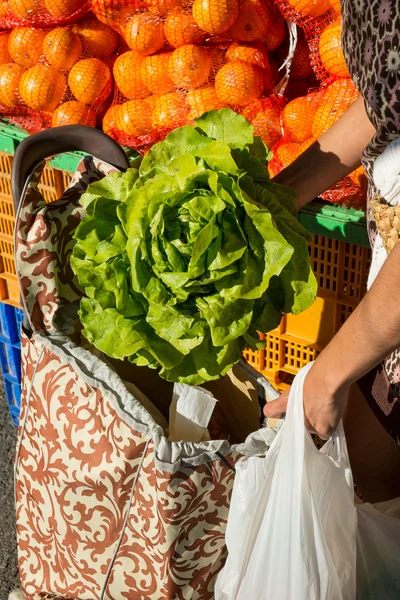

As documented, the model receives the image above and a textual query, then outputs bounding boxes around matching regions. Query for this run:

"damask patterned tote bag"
[12,127,279,600]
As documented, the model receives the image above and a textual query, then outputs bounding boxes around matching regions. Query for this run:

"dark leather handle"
[11,125,131,211]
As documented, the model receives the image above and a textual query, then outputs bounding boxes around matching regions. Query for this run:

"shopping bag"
[356,501,400,599]
[215,362,357,600]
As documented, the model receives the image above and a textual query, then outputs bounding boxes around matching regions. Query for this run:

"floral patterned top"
[341,0,400,440]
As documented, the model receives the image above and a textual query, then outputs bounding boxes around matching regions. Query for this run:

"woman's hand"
[263,363,350,439]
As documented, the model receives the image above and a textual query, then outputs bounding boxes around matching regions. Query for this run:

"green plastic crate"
[299,201,370,248]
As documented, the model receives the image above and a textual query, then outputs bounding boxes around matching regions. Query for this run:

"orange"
[123,13,165,56]
[186,85,228,119]
[264,10,285,52]
[319,19,349,78]
[103,104,122,137]
[242,98,282,149]
[113,51,150,100]
[73,17,119,59]
[215,61,263,106]
[282,95,319,143]
[8,28,47,69]
[168,44,211,90]
[226,42,269,69]
[115,98,156,136]
[290,35,313,80]
[287,0,331,18]
[68,58,112,105]
[348,165,368,189]
[43,28,82,72]
[8,0,38,18]
[312,78,359,138]
[275,140,302,167]
[43,0,81,17]
[19,65,66,111]
[229,0,273,42]
[164,11,207,48]
[0,33,10,65]
[192,0,239,35]
[141,52,175,95]
[52,101,97,127]
[144,0,182,16]
[152,91,187,130]
[0,63,25,107]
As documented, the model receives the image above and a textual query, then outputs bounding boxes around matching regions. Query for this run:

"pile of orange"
[0,15,120,127]
[0,0,370,209]
[270,77,361,199]
[104,0,287,142]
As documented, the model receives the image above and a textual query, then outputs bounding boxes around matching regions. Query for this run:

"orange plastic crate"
[0,150,73,307]
[243,235,371,391]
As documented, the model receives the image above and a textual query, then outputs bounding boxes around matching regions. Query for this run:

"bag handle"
[284,362,349,465]
[11,125,131,211]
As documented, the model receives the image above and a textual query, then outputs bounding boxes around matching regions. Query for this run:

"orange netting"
[0,0,91,28]
[0,17,122,133]
[270,0,367,208]
[269,75,368,208]
[274,0,342,82]
[98,0,289,150]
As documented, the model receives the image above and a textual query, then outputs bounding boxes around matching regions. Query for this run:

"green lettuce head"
[71,109,317,384]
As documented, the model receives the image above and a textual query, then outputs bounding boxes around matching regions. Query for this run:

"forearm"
[315,242,400,392]
[273,96,376,209]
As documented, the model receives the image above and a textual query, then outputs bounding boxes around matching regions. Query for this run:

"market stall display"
[0,0,374,422]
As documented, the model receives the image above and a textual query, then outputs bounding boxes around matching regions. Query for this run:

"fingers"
[263,389,289,419]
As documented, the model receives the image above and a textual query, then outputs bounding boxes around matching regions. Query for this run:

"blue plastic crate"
[0,339,21,379]
[0,303,23,424]
[14,307,23,334]
[0,304,23,345]
[3,374,21,426]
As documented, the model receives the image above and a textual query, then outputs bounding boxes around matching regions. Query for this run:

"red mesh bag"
[0,16,122,133]
[98,0,289,151]
[270,76,367,208]
[0,0,91,28]
[274,0,342,83]
[272,0,367,209]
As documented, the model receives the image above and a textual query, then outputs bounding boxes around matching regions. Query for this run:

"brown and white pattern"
[14,156,251,600]
[15,333,236,600]
[15,157,118,334]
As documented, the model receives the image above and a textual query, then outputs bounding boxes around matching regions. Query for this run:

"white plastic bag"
[356,501,400,599]
[215,363,357,600]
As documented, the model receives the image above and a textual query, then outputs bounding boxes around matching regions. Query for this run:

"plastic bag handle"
[285,362,314,430]
[11,125,131,211]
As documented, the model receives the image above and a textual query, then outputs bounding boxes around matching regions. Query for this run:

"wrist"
[271,170,313,210]
[311,348,354,397]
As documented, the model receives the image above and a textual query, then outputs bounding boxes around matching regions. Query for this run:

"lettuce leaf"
[71,109,317,384]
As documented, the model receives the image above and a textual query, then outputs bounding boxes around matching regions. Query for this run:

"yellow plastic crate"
[0,150,73,307]
[243,235,371,391]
